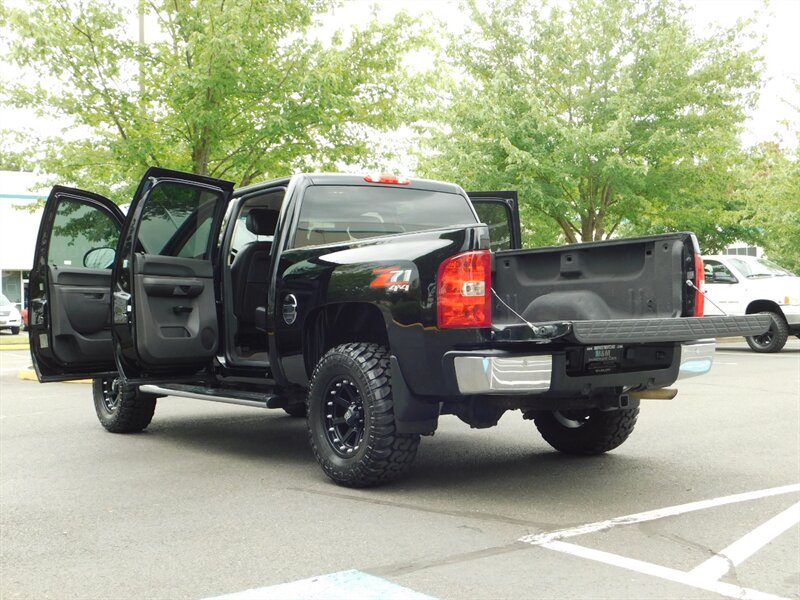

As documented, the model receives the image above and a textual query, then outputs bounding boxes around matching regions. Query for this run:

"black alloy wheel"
[323,376,366,457]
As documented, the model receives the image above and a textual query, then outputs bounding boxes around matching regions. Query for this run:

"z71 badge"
[371,267,412,292]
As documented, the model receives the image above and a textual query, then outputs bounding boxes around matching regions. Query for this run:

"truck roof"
[235,173,464,198]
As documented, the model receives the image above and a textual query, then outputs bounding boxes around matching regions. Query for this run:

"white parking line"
[519,483,800,545]
[541,541,788,600]
[523,485,800,600]
[688,501,800,581]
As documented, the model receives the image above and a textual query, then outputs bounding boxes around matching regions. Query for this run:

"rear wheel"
[745,310,789,353]
[307,343,420,487]
[534,407,639,455]
[92,377,157,433]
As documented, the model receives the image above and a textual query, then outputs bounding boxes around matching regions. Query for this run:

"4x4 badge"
[282,294,298,325]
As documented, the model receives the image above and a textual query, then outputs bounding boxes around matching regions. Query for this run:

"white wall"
[0,171,48,271]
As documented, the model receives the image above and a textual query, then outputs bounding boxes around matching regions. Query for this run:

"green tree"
[1,0,434,202]
[418,0,763,249]
[741,141,800,273]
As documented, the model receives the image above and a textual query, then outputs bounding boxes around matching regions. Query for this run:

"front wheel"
[10,326,20,335]
[307,343,420,488]
[746,310,789,353]
[92,377,157,433]
[534,407,639,455]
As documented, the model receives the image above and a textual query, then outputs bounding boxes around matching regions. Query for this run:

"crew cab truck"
[702,255,800,353]
[29,168,770,487]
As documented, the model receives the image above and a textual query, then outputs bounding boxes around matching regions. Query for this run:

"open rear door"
[29,187,124,382]
[111,168,234,381]
[468,191,522,251]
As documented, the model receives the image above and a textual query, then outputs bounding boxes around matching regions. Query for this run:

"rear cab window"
[292,185,477,248]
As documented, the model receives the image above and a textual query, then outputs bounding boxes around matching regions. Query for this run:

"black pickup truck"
[29,168,768,487]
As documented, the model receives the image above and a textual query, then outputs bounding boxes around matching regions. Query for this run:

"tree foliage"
[418,0,764,249]
[1,0,434,202]
[740,141,800,273]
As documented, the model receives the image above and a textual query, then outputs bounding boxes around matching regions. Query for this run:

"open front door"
[468,191,522,251]
[111,168,234,381]
[29,187,124,382]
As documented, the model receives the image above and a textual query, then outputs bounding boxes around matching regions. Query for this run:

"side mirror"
[713,273,736,284]
[83,247,116,269]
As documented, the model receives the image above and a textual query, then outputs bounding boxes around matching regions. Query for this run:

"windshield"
[0,294,11,306]
[728,257,794,278]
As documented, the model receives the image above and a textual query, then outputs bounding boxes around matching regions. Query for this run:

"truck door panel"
[29,187,124,381]
[48,267,114,363]
[132,254,217,364]
[111,168,234,378]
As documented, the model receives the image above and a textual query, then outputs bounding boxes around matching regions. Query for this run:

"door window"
[473,201,513,252]
[49,199,120,268]
[136,183,221,259]
[703,260,737,284]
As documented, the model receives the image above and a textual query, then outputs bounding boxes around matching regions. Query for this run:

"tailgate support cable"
[491,288,564,339]
[685,279,728,316]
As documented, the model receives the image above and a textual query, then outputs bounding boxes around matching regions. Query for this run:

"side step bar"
[139,383,283,409]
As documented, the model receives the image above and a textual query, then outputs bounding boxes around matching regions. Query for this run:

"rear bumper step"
[568,315,770,344]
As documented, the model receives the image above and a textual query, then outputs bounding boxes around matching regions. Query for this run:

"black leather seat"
[230,208,278,338]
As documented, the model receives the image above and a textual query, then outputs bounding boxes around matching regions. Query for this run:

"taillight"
[363,174,410,185]
[693,253,705,317]
[437,250,492,328]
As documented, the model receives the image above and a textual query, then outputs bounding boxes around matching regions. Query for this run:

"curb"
[17,369,90,384]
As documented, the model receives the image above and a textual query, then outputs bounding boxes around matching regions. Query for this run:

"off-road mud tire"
[92,377,157,433]
[307,343,420,487]
[534,407,639,455]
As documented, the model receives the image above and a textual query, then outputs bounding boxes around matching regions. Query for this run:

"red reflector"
[437,250,492,329]
[694,253,705,317]
[363,174,410,185]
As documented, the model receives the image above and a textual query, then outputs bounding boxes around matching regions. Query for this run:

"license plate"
[584,344,624,371]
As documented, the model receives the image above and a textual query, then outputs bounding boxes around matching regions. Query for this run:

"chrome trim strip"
[139,385,269,408]
[678,339,716,380]
[454,355,552,394]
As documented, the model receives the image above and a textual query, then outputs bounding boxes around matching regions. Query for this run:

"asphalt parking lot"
[1,339,798,599]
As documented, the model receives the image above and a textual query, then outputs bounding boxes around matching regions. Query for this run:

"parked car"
[28,168,768,487]
[0,293,22,335]
[702,255,800,352]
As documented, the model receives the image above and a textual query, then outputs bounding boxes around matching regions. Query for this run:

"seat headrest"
[246,209,279,235]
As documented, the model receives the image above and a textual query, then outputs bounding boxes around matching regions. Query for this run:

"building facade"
[0,171,48,309]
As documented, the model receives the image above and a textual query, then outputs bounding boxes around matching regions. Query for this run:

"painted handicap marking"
[520,484,800,600]
[206,569,437,600]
